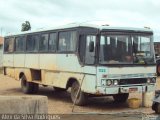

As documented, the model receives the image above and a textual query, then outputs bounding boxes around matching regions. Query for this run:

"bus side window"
[15,36,25,52]
[85,35,96,65]
[4,37,14,53]
[58,31,77,52]
[39,34,48,52]
[26,34,39,52]
[49,33,57,52]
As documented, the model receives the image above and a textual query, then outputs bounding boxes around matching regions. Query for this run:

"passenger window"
[15,36,25,52]
[58,31,77,52]
[39,34,48,52]
[49,33,57,52]
[4,37,14,53]
[26,34,39,52]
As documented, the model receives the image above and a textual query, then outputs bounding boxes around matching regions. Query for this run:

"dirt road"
[0,74,159,120]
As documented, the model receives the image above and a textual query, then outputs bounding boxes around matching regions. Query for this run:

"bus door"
[79,34,97,91]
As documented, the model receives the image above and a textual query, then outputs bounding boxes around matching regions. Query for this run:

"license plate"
[129,88,138,93]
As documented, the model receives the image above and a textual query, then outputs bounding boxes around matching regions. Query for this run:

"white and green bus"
[3,23,156,105]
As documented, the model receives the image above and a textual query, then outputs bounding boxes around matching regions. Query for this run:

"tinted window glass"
[15,36,25,52]
[49,33,56,51]
[58,31,77,52]
[39,34,48,52]
[26,34,39,52]
[4,37,14,53]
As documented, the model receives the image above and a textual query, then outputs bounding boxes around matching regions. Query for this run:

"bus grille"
[119,78,147,85]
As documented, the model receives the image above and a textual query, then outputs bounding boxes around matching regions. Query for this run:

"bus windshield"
[99,33,155,64]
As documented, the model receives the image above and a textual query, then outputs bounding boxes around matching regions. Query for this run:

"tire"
[71,81,87,106]
[154,102,160,114]
[152,102,156,111]
[21,75,39,94]
[53,87,66,92]
[32,83,39,94]
[113,93,129,103]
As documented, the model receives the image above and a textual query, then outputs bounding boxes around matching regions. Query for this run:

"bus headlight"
[147,78,151,83]
[106,80,112,86]
[113,80,119,85]
[151,78,156,83]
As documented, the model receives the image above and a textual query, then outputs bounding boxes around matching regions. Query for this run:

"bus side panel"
[14,68,25,80]
[39,54,57,70]
[25,54,39,69]
[41,70,58,85]
[55,54,97,93]
[54,73,84,88]
[81,66,97,93]
[5,67,32,82]
[81,74,97,94]
[54,54,82,88]
[39,54,58,85]
[5,67,15,78]
[15,68,32,82]
[14,54,25,67]
[3,54,14,67]
[39,54,85,88]
[3,54,14,78]
[24,68,32,82]
[56,54,81,72]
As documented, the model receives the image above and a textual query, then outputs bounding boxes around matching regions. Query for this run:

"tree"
[21,21,31,31]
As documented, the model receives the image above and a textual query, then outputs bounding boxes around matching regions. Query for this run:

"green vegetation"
[21,21,31,31]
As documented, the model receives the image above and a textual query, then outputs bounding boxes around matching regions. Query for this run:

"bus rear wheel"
[71,81,87,106]
[113,93,129,102]
[21,75,39,94]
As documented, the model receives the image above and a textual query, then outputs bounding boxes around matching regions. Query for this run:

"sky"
[0,0,160,41]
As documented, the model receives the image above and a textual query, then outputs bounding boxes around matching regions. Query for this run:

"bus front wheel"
[152,102,160,114]
[71,81,87,106]
[113,93,129,102]
[21,75,39,94]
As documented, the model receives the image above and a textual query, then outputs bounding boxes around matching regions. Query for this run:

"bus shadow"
[86,97,129,110]
[37,86,129,111]
[37,87,72,104]
[6,86,134,112]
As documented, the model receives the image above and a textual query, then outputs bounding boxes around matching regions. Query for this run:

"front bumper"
[96,84,155,95]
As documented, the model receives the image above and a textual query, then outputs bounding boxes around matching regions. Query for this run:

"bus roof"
[5,23,153,37]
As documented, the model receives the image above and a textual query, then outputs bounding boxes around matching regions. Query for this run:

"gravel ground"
[0,74,159,120]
